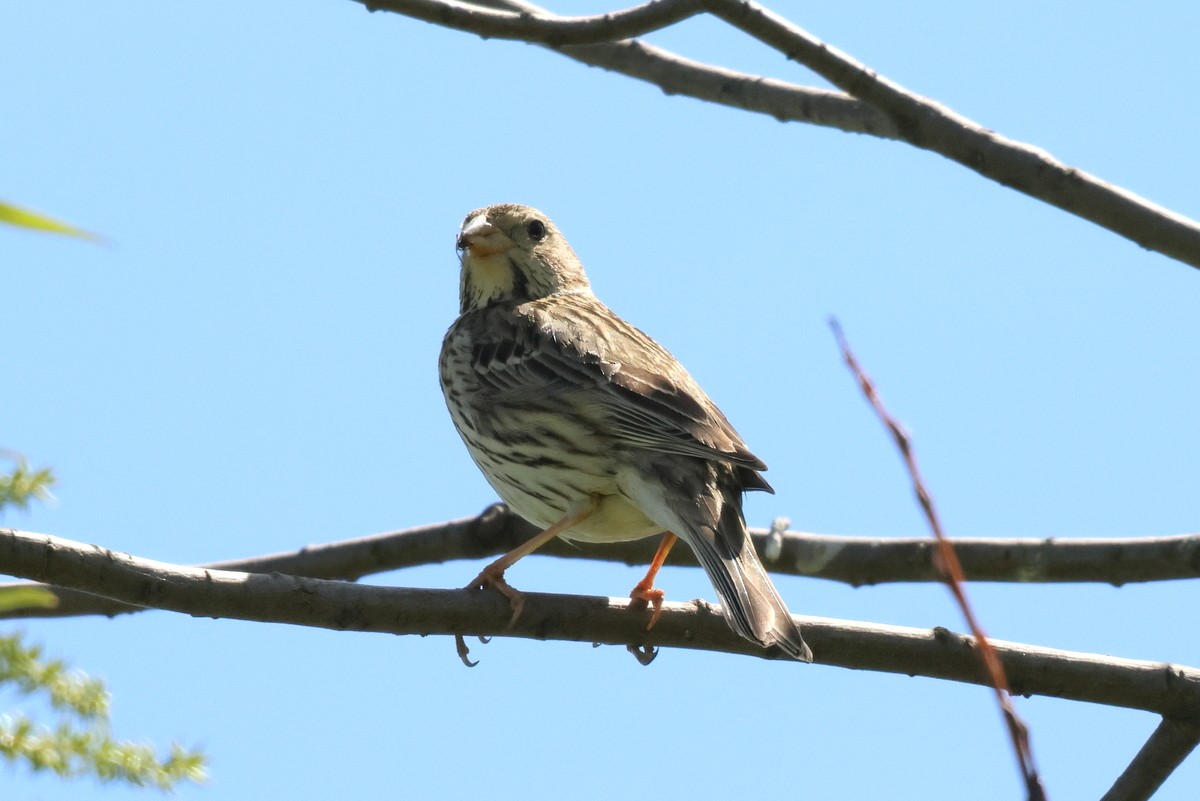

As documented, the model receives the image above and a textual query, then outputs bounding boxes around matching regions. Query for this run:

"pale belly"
[511,481,663,544]
[458,408,665,544]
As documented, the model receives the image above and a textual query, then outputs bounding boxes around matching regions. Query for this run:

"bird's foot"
[629,579,666,631]
[466,567,526,627]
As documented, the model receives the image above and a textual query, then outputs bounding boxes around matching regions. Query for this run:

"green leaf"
[0,587,58,614]
[0,199,105,244]
[0,451,56,513]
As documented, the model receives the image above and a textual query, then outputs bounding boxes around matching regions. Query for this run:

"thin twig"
[830,318,1046,800]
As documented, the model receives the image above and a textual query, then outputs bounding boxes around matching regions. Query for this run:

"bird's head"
[455,204,591,313]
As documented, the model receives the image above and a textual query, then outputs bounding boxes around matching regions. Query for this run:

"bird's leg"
[466,499,596,627]
[629,532,678,630]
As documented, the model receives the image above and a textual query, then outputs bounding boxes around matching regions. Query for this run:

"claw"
[626,643,658,666]
[455,634,478,667]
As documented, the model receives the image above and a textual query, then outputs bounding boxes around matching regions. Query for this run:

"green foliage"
[0,713,206,789]
[0,456,206,789]
[0,635,108,717]
[0,632,207,790]
[0,451,56,512]
[0,198,105,243]
[0,454,59,615]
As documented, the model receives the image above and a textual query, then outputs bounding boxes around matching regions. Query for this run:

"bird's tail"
[677,476,813,662]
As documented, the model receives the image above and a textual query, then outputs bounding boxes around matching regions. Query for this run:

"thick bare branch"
[703,0,1200,269]
[557,39,897,136]
[2,527,1200,718]
[358,0,1200,269]
[765,530,1200,587]
[2,509,1198,621]
[1102,717,1200,801]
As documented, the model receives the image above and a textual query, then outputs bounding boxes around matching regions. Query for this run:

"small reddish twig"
[830,318,1046,801]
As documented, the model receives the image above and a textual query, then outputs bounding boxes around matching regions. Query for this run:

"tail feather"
[622,460,813,661]
[679,484,812,662]
[711,502,812,661]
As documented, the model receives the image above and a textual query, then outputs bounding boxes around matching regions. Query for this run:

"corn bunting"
[439,203,812,661]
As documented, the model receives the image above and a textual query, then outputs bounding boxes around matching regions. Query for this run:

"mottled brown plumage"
[439,203,811,661]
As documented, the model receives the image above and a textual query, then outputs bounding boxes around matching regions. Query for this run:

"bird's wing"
[465,295,770,485]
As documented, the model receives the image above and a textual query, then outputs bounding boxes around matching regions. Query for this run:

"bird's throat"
[460,253,528,312]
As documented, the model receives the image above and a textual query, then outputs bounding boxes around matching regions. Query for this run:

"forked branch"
[357,0,1200,269]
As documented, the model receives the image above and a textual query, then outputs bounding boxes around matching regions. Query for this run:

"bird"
[438,203,812,662]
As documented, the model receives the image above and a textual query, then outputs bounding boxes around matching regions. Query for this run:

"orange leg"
[629,532,678,630]
[466,499,595,627]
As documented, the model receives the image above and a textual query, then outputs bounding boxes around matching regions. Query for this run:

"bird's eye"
[527,220,546,241]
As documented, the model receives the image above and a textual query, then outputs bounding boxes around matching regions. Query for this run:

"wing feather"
[464,294,771,490]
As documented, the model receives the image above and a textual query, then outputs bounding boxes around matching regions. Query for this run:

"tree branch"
[364,0,701,43]
[358,0,1200,269]
[2,509,1198,621]
[831,319,1043,798]
[1102,717,1200,801]
[367,0,901,137]
[2,527,1200,718]
[704,0,1200,269]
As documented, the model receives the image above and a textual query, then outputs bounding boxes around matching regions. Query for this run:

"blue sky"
[4,1,1199,798]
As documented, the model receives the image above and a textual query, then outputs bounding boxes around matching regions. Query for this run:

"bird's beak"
[457,214,515,258]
